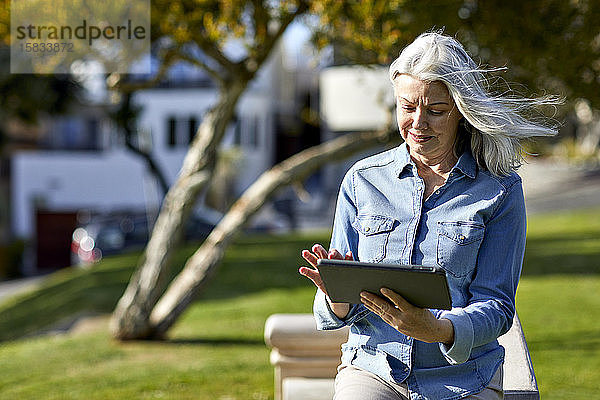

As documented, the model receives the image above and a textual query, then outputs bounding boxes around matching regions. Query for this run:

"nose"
[412,108,427,130]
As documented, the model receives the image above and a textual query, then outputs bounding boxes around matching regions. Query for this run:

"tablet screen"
[317,259,452,310]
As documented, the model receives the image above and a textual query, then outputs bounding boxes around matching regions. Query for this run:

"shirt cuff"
[438,308,474,364]
[313,289,370,330]
[313,289,347,330]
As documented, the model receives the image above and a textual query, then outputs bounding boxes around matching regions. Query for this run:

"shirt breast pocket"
[352,215,395,262]
[437,221,485,278]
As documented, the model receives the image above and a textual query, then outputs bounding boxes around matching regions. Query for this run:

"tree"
[110,0,408,340]
[110,0,311,339]
[452,1,600,109]
[318,0,600,108]
[111,0,600,340]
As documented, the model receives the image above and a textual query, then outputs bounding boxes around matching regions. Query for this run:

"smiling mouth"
[409,132,434,143]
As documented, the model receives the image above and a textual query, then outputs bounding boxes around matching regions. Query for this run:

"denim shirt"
[313,143,526,400]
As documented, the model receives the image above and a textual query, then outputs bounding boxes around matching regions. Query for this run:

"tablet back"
[317,259,452,310]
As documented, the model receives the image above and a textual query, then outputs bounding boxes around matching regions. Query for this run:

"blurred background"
[0,0,598,279]
[0,1,599,398]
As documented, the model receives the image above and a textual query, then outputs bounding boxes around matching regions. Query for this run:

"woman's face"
[393,74,463,162]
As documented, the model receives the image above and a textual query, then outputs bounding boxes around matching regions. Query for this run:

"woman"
[299,32,559,400]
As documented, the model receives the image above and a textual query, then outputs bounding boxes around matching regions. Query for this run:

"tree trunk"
[110,80,248,340]
[148,129,398,337]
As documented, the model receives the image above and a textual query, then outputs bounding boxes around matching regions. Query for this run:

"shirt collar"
[395,142,413,177]
[453,149,478,179]
[394,142,478,179]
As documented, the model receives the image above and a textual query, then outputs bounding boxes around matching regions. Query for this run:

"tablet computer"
[317,259,452,310]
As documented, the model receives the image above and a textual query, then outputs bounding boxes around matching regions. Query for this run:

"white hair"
[389,32,561,176]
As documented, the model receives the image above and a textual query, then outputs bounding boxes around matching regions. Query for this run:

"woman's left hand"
[360,288,454,345]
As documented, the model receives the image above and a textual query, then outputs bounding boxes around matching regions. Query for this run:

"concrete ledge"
[265,313,349,358]
[497,315,539,396]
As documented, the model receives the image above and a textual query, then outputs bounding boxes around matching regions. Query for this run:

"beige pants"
[333,364,503,400]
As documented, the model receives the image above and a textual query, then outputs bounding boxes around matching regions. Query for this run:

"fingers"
[302,244,351,266]
[298,266,321,283]
[360,291,395,315]
[360,291,400,329]
[328,248,343,259]
[361,290,410,335]
[380,288,413,312]
[298,266,326,293]
[326,248,353,260]
[312,244,329,259]
[299,244,351,296]
[301,249,319,267]
[361,289,437,342]
[299,243,332,294]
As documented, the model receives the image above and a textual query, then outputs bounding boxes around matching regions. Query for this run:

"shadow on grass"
[526,330,600,352]
[522,236,600,276]
[190,232,331,302]
[164,337,266,346]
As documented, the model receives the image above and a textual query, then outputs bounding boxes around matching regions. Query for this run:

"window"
[188,117,198,144]
[237,115,260,149]
[246,117,259,148]
[42,116,103,150]
[166,115,201,148]
[167,117,177,147]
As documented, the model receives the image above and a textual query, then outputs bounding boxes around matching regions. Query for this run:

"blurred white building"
[10,42,393,275]
[11,47,285,274]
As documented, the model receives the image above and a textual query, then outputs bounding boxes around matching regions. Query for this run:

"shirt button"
[435,190,440,195]
[459,235,466,241]
[365,227,370,232]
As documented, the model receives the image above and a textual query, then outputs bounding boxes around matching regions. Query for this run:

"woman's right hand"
[299,244,352,318]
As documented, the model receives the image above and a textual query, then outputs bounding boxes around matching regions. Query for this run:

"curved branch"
[110,48,180,93]
[149,128,399,336]
[177,51,224,85]
[192,34,237,75]
[253,1,310,68]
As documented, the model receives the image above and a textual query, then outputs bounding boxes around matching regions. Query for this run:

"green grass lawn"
[0,231,329,399]
[517,207,600,399]
[0,208,599,399]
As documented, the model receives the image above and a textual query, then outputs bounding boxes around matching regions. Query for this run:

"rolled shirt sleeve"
[314,288,371,330]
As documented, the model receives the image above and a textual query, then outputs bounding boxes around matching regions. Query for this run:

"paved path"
[520,159,600,215]
[0,275,46,303]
